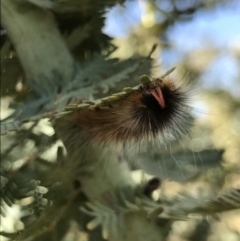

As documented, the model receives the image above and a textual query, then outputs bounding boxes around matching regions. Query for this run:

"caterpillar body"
[54,68,193,150]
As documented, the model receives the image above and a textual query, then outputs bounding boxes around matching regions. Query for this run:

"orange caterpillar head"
[132,77,191,140]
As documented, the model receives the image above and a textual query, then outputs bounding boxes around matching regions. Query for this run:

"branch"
[124,189,240,220]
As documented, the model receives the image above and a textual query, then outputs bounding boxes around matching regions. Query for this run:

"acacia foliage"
[1,0,239,241]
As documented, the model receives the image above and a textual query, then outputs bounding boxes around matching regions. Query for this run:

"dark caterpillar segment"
[131,79,190,139]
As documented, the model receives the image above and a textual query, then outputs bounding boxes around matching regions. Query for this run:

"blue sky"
[103,1,143,38]
[103,0,240,97]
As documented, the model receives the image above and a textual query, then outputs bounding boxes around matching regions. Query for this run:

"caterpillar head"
[125,74,192,143]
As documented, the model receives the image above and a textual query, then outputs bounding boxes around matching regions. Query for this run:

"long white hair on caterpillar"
[54,67,194,154]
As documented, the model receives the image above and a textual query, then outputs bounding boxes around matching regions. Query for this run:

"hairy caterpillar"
[54,68,193,151]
